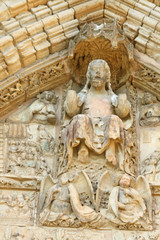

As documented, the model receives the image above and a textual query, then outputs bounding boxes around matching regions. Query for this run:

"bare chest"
[82,95,113,117]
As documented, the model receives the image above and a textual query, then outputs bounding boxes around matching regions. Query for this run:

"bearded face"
[87,60,110,89]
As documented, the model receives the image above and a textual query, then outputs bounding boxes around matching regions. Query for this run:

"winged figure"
[68,171,152,229]
[38,175,72,225]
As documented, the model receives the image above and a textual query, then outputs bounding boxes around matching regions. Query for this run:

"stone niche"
[0,20,160,240]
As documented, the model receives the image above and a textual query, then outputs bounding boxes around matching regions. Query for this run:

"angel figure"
[68,171,152,230]
[102,173,152,229]
[38,175,72,225]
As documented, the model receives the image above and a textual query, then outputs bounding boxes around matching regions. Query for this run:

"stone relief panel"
[0,21,160,238]
[37,59,153,231]
[38,171,152,230]
[1,90,60,178]
[0,189,37,226]
[7,90,58,125]
[2,123,54,177]
[141,151,160,182]
[140,92,160,127]
[138,89,160,183]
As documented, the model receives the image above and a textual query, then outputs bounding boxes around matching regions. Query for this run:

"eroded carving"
[0,190,36,225]
[62,59,132,172]
[140,92,160,127]
[4,123,52,177]
[7,91,58,125]
[141,151,160,182]
[68,171,152,230]
[39,175,74,227]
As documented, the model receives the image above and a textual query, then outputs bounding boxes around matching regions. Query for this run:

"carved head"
[119,174,131,188]
[87,59,111,88]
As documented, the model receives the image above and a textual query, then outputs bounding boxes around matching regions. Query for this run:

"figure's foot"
[106,152,117,166]
[78,145,89,164]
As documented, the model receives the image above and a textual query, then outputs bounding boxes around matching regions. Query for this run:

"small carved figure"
[105,174,152,228]
[63,59,132,169]
[7,91,57,124]
[37,125,55,154]
[7,140,50,176]
[141,151,160,182]
[39,175,72,225]
[140,92,160,127]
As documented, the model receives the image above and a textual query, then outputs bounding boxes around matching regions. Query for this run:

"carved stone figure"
[7,91,57,124]
[141,151,160,182]
[39,175,73,226]
[68,171,152,230]
[105,174,152,229]
[140,92,160,127]
[63,59,132,170]
[7,139,50,176]
[37,125,55,154]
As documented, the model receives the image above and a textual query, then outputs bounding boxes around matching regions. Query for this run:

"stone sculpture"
[63,59,132,170]
[68,171,152,230]
[39,175,73,226]
[140,92,160,127]
[141,151,160,182]
[105,174,152,229]
[7,91,57,124]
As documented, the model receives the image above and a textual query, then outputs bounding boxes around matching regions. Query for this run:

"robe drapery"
[106,186,146,224]
[62,114,125,168]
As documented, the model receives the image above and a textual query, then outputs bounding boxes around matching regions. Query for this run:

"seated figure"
[106,174,146,225]
[63,59,132,169]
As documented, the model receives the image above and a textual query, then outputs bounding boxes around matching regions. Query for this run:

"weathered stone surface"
[0,3,159,239]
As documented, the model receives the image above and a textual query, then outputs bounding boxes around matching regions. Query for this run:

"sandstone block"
[66,0,89,7]
[146,35,160,63]
[74,0,104,19]
[3,0,28,18]
[18,38,36,67]
[134,2,152,16]
[0,53,9,81]
[57,8,74,24]
[27,0,48,8]
[79,10,104,25]
[31,5,51,20]
[155,22,160,33]
[32,32,50,59]
[26,21,43,36]
[128,8,145,22]
[0,2,10,21]
[0,39,21,78]
[11,29,36,68]
[47,0,69,14]
[46,25,67,53]
[104,10,124,24]
[150,9,160,21]
[139,0,155,8]
[11,28,28,44]
[0,18,20,33]
[142,16,158,31]
[123,21,139,40]
[15,11,36,27]
[42,15,59,29]
[135,27,151,53]
[118,0,136,8]
[105,0,129,17]
[62,19,79,39]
